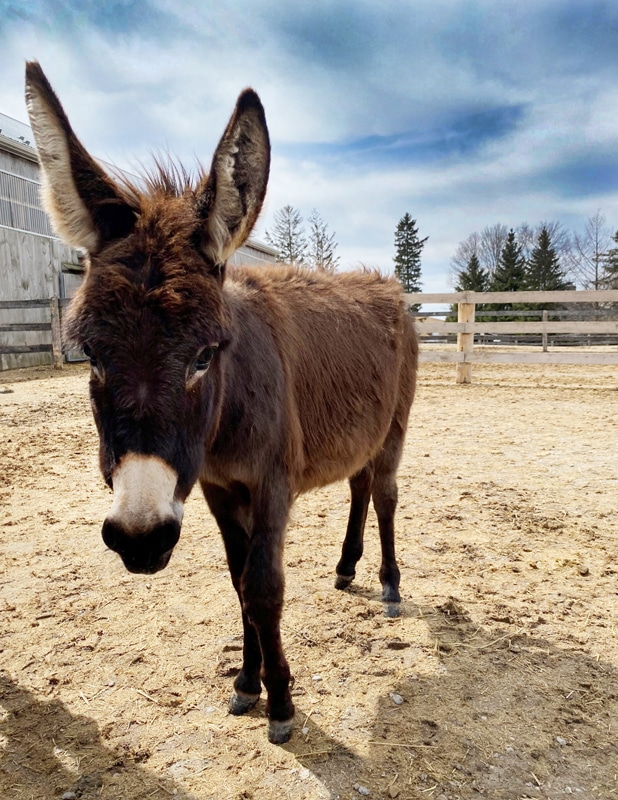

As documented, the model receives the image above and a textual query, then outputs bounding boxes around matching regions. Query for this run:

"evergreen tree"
[454,252,489,292]
[450,252,489,321]
[447,253,490,321]
[525,225,568,291]
[488,229,527,316]
[393,213,427,311]
[490,230,526,292]
[265,205,307,265]
[307,209,339,273]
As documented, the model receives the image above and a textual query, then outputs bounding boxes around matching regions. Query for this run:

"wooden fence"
[0,297,66,370]
[2,290,618,379]
[405,289,618,383]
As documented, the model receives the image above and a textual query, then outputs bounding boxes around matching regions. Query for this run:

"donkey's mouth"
[102,518,181,574]
[120,548,174,575]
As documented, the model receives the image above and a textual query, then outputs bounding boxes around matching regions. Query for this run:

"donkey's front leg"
[202,483,263,713]
[229,609,262,715]
[242,487,294,744]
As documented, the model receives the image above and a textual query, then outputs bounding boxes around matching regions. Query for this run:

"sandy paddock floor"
[0,359,617,800]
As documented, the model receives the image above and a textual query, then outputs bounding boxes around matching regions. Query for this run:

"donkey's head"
[25,62,270,574]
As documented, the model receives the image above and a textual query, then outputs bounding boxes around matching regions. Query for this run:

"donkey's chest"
[199,453,253,491]
[200,422,283,491]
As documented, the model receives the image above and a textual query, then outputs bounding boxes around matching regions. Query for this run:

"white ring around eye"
[89,360,104,382]
[185,343,219,389]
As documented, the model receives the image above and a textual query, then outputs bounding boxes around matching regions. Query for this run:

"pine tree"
[454,252,489,292]
[393,213,427,311]
[488,229,526,317]
[490,230,526,291]
[450,252,489,321]
[307,209,339,273]
[525,225,568,291]
[264,205,307,265]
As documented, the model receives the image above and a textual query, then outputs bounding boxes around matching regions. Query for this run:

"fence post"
[49,296,63,370]
[456,299,475,384]
[542,309,548,352]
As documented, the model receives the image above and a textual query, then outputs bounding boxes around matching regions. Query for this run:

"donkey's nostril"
[102,518,181,574]
[102,518,123,552]
[152,519,182,554]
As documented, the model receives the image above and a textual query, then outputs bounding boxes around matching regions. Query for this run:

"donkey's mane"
[113,156,207,206]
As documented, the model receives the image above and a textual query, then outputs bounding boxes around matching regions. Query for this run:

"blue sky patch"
[280,104,526,168]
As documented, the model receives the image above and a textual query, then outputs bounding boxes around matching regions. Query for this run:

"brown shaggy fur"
[25,61,418,744]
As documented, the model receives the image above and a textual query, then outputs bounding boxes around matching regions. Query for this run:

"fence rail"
[0,297,65,369]
[405,289,618,383]
[405,289,618,305]
[414,320,618,335]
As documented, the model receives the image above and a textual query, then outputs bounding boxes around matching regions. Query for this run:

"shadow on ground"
[0,673,198,800]
[281,596,618,800]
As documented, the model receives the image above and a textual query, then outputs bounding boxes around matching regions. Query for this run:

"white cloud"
[2,0,618,289]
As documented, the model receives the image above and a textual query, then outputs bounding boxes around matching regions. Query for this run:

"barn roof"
[0,112,34,146]
[0,112,38,160]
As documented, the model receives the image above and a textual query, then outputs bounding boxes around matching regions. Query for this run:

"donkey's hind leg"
[335,465,374,590]
[372,421,406,616]
[201,482,262,715]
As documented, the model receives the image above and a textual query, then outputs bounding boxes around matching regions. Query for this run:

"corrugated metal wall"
[0,168,54,236]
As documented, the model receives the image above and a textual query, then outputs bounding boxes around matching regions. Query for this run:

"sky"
[1,0,618,291]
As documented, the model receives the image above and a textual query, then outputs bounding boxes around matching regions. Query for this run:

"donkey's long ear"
[195,89,270,265]
[25,61,136,252]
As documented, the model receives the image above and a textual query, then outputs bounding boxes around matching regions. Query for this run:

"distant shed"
[0,112,277,371]
[229,238,279,267]
[0,113,81,370]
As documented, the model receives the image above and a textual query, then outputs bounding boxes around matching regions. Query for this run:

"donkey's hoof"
[268,718,294,744]
[381,585,401,604]
[229,689,260,716]
[334,573,355,590]
[383,602,401,618]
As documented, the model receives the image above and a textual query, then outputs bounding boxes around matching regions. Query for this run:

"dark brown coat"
[25,62,418,744]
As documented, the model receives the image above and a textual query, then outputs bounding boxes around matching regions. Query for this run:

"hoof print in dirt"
[437,597,470,623]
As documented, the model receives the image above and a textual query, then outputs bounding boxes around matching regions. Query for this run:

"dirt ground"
[0,358,617,800]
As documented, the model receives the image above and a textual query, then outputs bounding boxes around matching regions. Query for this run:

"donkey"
[25,62,418,744]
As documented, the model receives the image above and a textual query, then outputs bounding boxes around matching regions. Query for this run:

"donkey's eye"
[195,345,219,372]
[83,344,103,379]
[186,344,220,386]
[83,343,98,368]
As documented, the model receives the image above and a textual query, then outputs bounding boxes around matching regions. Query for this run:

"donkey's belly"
[296,421,391,493]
